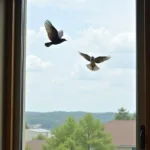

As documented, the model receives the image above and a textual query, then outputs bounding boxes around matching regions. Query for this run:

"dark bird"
[44,20,67,47]
[79,52,111,71]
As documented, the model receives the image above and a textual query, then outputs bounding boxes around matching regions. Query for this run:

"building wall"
[117,146,136,150]
[25,130,37,141]
[25,130,51,142]
[117,147,131,150]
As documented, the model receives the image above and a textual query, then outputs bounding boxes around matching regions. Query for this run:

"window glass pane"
[25,1,136,150]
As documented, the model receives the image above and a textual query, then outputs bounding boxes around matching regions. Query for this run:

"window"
[25,0,137,150]
[0,0,5,149]
[1,0,149,150]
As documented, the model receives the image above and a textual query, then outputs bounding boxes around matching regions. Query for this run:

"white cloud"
[26,55,53,71]
[28,0,96,11]
[111,32,135,45]
[70,61,136,89]
[79,81,111,91]
[37,26,47,40]
[27,25,135,56]
[110,32,136,53]
[74,27,111,55]
[26,29,37,46]
[26,25,135,75]
[27,27,47,44]
[51,76,65,85]
[74,27,135,55]
[26,28,46,54]
[70,52,135,88]
[69,27,136,75]
[28,0,51,6]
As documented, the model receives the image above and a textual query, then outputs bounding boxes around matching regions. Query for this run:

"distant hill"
[26,111,115,130]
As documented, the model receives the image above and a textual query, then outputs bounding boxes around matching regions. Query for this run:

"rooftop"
[26,140,46,150]
[104,120,136,146]
[27,128,50,133]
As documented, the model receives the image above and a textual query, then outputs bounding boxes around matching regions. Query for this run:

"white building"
[28,124,42,129]
[25,128,51,142]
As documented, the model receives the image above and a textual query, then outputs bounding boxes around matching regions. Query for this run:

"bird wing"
[44,20,58,41]
[94,56,111,63]
[58,30,64,38]
[79,52,91,61]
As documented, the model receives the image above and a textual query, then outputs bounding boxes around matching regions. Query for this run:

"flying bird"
[79,52,111,71]
[44,20,67,47]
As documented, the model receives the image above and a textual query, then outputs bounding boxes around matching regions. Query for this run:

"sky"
[26,0,136,113]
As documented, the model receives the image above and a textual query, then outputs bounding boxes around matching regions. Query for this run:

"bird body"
[79,52,111,71]
[45,38,66,47]
[87,63,100,71]
[87,56,100,71]
[44,20,67,47]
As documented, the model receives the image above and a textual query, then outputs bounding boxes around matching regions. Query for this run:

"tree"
[130,112,136,120]
[25,146,31,150]
[115,107,131,120]
[43,114,116,150]
[32,133,47,140]
[25,122,29,129]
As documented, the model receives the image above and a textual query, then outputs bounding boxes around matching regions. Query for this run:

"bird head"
[91,56,94,61]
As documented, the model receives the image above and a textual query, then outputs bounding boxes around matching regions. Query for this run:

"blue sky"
[26,0,136,113]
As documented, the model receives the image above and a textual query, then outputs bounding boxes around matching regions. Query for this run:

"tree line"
[25,107,136,150]
[25,107,136,130]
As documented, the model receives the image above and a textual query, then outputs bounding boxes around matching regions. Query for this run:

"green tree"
[32,133,47,140]
[130,112,136,120]
[25,122,29,129]
[25,146,31,150]
[43,114,116,150]
[115,107,131,120]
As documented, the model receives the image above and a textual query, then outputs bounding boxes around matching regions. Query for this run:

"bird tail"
[45,42,52,47]
[86,63,99,71]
